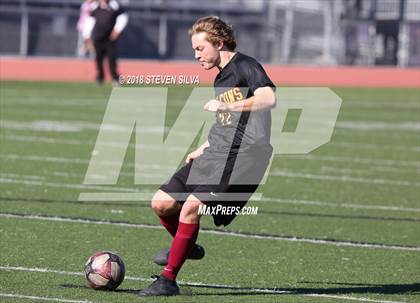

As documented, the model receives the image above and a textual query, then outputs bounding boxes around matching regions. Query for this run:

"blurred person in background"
[83,0,128,84]
[77,0,95,57]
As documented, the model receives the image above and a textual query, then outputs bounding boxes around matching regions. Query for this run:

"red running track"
[0,56,419,87]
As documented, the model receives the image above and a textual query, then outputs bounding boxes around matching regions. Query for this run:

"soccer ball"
[84,251,125,290]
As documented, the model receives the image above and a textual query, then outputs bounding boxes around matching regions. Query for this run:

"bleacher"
[0,0,418,66]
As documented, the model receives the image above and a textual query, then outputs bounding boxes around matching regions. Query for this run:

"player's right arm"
[185,140,209,163]
[82,1,97,40]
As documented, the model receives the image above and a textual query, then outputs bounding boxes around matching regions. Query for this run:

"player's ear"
[217,40,224,50]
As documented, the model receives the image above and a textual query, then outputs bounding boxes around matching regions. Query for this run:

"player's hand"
[185,149,202,163]
[84,38,93,52]
[204,100,227,112]
[109,30,120,41]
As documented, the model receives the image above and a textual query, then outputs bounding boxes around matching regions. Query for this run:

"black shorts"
[160,152,270,226]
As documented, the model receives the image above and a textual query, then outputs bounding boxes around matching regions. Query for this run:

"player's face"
[191,32,220,70]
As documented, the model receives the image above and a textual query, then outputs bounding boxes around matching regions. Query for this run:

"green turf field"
[0,81,419,303]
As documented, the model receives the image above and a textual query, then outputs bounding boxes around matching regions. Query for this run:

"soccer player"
[139,16,276,296]
[83,0,128,84]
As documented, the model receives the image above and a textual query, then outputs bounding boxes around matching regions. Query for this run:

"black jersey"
[162,53,275,226]
[206,52,275,158]
[91,0,125,41]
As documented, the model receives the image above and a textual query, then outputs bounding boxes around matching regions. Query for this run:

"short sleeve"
[109,0,125,15]
[90,8,97,17]
[244,61,275,95]
[115,1,125,16]
[89,1,98,17]
[116,6,125,16]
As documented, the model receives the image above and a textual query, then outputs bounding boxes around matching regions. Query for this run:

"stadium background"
[0,1,419,303]
[0,0,419,84]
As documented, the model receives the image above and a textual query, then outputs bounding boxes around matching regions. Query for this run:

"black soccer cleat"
[138,275,179,296]
[153,244,205,266]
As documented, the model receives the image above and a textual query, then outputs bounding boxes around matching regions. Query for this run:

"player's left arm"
[110,13,128,40]
[228,86,276,112]
[110,5,129,41]
[204,86,276,112]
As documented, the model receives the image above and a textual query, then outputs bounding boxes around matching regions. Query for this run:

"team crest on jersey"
[216,87,245,126]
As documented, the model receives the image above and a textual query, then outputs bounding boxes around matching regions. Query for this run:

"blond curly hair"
[189,16,236,51]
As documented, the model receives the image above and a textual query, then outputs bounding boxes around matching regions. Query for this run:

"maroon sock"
[159,213,180,237]
[161,222,199,281]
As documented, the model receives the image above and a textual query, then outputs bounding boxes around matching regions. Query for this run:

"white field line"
[8,118,414,138]
[0,293,95,303]
[77,192,263,202]
[0,173,46,181]
[3,134,186,151]
[5,133,420,153]
[2,188,415,214]
[3,96,417,109]
[0,172,415,202]
[40,166,420,182]
[303,293,404,303]
[0,178,142,193]
[2,119,203,135]
[0,154,420,182]
[320,165,420,175]
[4,135,420,174]
[260,197,420,213]
[1,118,201,135]
[3,102,420,135]
[50,171,166,180]
[0,148,420,182]
[270,170,420,187]
[1,93,95,99]
[3,106,171,116]
[1,213,419,252]
[3,99,417,125]
[282,154,420,168]
[336,121,420,131]
[3,151,419,171]
[0,154,174,170]
[11,100,420,131]
[3,168,416,196]
[0,173,415,213]
[0,154,174,171]
[333,131,418,142]
[331,141,420,153]
[342,101,420,110]
[1,154,417,188]
[0,171,165,182]
[3,93,418,109]
[1,120,169,133]
[0,266,406,303]
[1,97,105,106]
[319,165,409,175]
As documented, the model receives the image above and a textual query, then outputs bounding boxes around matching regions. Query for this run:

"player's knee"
[151,191,177,216]
[151,199,172,216]
[180,196,203,223]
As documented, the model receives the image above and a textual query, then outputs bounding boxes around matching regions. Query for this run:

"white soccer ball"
[84,251,125,290]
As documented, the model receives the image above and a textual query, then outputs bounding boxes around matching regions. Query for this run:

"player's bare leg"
[151,189,182,238]
[178,194,204,223]
[151,190,182,217]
